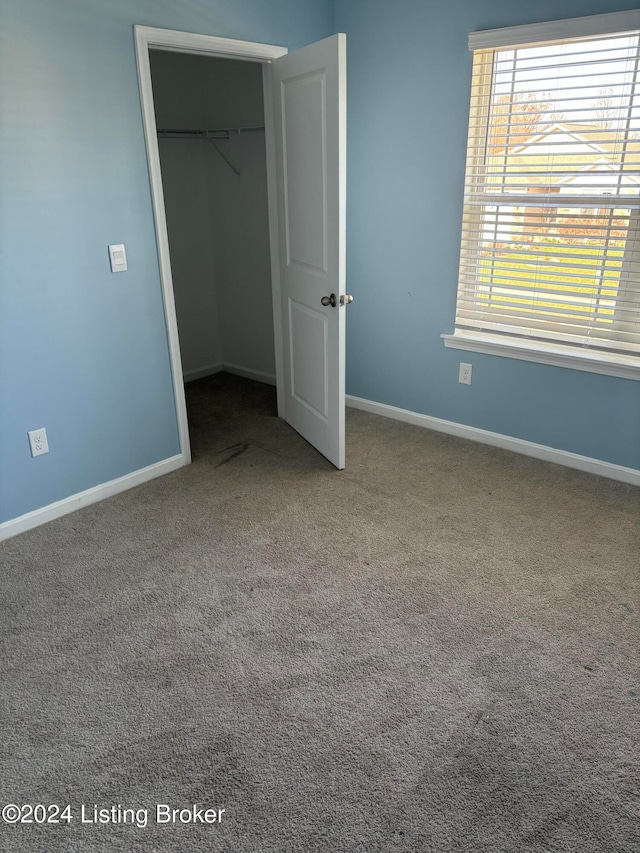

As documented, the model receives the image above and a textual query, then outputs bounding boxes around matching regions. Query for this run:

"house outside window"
[443,11,640,380]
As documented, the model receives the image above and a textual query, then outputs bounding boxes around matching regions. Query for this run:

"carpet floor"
[1,372,639,852]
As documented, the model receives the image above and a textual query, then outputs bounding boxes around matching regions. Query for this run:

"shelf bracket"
[205,136,241,177]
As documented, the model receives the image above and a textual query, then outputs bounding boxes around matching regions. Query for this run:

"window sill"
[441,331,640,382]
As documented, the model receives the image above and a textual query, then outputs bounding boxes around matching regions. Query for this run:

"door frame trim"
[134,25,288,463]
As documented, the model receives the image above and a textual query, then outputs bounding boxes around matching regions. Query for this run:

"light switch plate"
[108,243,127,272]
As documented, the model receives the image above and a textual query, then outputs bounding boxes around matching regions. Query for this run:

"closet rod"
[156,126,265,139]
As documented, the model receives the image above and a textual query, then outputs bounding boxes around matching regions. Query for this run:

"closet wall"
[150,51,275,382]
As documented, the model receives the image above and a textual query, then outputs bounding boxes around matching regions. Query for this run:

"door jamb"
[134,25,288,464]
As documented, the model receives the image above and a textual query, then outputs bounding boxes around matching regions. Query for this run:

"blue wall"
[2,0,639,527]
[0,0,333,524]
[335,0,640,470]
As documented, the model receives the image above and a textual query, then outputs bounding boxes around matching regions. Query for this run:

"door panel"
[289,298,329,419]
[282,71,328,273]
[271,34,346,469]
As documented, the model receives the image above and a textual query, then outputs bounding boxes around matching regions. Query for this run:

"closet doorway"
[135,27,348,470]
[149,49,276,398]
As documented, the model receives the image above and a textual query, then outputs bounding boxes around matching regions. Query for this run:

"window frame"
[443,10,640,381]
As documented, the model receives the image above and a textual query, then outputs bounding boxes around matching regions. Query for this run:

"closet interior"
[149,50,275,399]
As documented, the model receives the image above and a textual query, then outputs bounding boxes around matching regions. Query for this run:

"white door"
[270,34,347,469]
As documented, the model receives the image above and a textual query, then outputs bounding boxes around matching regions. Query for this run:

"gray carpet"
[1,372,639,852]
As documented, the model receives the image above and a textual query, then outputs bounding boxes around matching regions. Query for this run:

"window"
[444,11,640,380]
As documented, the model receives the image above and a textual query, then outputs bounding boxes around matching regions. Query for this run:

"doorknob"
[321,293,353,307]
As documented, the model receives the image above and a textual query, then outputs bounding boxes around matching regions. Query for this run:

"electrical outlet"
[459,362,473,385]
[28,427,49,457]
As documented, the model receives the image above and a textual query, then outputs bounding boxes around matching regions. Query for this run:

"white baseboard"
[183,363,223,382]
[219,363,277,386]
[183,362,276,386]
[0,454,187,542]
[346,395,640,487]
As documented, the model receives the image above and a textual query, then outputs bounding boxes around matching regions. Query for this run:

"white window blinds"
[456,15,640,358]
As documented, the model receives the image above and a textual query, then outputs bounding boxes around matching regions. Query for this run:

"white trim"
[441,332,640,381]
[134,26,288,466]
[263,64,286,415]
[135,26,287,61]
[183,362,223,382]
[469,10,640,51]
[222,363,277,385]
[346,395,640,487]
[0,455,187,542]
[135,28,191,465]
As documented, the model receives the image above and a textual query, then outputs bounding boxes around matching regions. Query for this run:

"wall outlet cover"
[459,363,473,385]
[28,427,49,457]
